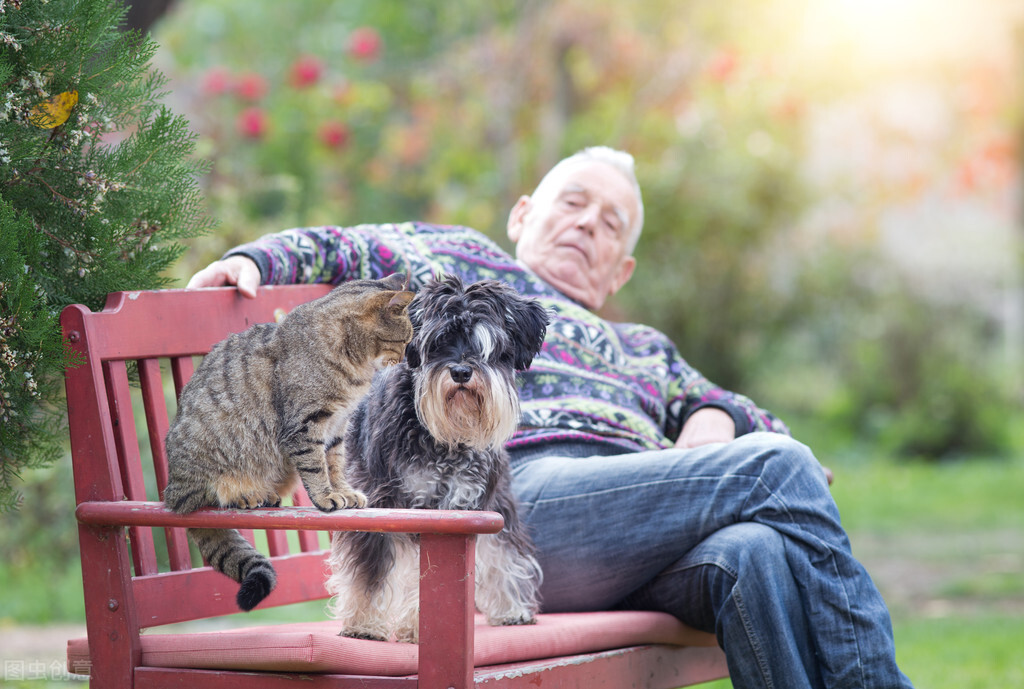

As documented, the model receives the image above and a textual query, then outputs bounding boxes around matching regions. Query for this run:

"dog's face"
[405,276,549,450]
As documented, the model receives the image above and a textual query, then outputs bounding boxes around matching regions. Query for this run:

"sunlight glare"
[802,0,994,71]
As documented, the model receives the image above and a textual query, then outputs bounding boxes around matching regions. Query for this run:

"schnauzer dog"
[326,275,550,642]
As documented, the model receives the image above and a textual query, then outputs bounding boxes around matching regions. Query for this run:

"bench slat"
[138,358,193,571]
[131,550,333,625]
[135,667,417,689]
[170,355,195,398]
[291,486,322,552]
[104,360,159,576]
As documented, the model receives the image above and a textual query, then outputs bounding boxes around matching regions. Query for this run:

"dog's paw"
[340,627,388,642]
[394,626,419,644]
[493,613,537,626]
[313,488,367,511]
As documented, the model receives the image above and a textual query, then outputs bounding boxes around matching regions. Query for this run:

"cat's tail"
[187,528,277,611]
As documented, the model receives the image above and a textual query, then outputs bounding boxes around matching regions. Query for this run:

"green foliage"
[0,0,212,509]
[777,273,1016,460]
[834,296,1012,460]
[0,199,67,512]
[621,92,808,390]
[160,0,525,265]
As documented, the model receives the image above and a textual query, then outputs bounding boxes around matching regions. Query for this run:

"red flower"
[201,67,232,96]
[348,27,381,62]
[235,72,268,102]
[318,121,350,149]
[237,107,268,139]
[708,50,739,83]
[290,55,323,88]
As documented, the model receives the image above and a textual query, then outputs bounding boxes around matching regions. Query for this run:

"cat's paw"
[233,494,281,509]
[314,488,367,511]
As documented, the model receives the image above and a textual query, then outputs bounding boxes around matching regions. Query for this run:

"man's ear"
[609,255,636,296]
[507,195,532,243]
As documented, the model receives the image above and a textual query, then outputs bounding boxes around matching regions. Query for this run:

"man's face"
[507,161,638,311]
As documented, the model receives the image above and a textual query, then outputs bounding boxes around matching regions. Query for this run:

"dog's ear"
[507,297,550,371]
[405,340,422,368]
[407,290,425,330]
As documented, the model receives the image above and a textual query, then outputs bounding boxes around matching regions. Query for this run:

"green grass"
[827,453,1024,533]
[893,616,1024,689]
[700,613,1024,688]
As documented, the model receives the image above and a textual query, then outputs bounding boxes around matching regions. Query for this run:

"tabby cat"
[162,273,414,611]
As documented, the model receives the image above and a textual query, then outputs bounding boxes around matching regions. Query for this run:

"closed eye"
[560,191,587,209]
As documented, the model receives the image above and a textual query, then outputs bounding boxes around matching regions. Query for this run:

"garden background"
[2,1,1023,687]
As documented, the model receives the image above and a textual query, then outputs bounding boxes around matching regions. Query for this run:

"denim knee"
[683,522,790,615]
[617,522,790,634]
[737,433,832,504]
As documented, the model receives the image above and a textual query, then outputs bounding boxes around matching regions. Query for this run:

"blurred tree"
[155,0,1019,460]
[120,0,178,35]
[0,0,212,510]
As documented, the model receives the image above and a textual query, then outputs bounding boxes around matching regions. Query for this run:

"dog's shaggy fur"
[326,275,549,642]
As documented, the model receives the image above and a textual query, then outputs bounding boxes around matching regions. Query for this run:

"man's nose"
[574,204,600,235]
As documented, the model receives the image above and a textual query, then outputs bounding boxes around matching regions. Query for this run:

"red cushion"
[67,611,716,676]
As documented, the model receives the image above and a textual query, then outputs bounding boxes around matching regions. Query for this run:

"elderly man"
[189,147,913,688]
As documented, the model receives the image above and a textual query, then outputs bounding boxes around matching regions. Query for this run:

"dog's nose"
[449,364,472,384]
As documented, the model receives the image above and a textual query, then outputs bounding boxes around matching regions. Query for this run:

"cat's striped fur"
[162,274,413,611]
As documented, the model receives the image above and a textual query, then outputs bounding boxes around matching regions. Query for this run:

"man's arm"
[186,225,360,296]
[663,339,790,444]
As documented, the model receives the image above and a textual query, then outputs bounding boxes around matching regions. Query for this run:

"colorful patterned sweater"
[230,222,789,454]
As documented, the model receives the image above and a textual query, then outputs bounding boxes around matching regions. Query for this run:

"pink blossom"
[237,107,268,139]
[290,55,323,88]
[235,72,268,102]
[201,67,232,96]
[707,50,739,83]
[318,120,350,149]
[347,27,382,62]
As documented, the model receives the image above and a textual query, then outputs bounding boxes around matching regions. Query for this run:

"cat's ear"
[381,272,409,291]
[365,289,413,317]
[404,340,421,368]
[388,290,414,312]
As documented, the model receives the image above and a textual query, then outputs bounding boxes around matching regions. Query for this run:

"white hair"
[530,146,645,254]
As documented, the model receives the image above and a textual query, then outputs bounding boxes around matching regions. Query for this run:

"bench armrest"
[75,500,504,534]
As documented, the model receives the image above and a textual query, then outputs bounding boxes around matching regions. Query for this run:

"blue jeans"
[509,433,913,689]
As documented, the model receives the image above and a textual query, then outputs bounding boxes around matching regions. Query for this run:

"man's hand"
[186,255,261,299]
[675,407,736,448]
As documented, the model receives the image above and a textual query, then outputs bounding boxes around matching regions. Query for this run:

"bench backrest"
[62,285,332,628]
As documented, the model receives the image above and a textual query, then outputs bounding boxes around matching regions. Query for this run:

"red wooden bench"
[61,285,729,689]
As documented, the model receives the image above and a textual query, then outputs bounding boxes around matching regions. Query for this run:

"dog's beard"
[414,365,519,450]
